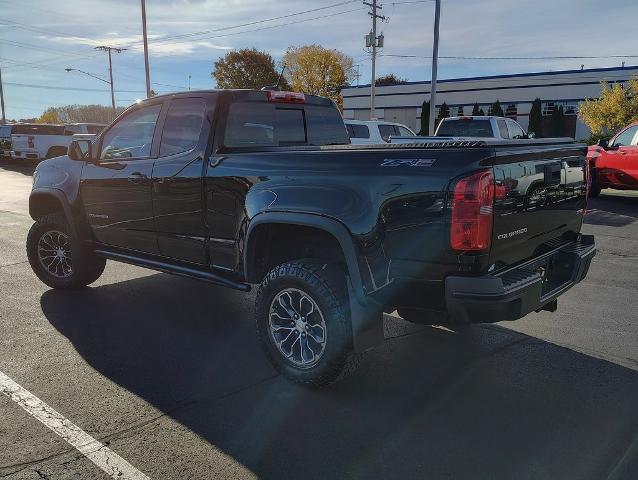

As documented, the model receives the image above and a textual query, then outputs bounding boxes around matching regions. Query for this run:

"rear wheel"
[27,213,106,289]
[255,259,362,387]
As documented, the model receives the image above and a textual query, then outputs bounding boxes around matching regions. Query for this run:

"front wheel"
[255,260,361,388]
[27,213,106,289]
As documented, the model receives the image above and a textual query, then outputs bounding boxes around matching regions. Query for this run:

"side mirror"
[596,139,609,149]
[68,139,93,161]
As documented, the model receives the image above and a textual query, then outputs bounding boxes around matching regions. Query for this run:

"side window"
[398,125,415,136]
[159,98,207,156]
[507,119,526,139]
[100,104,161,160]
[611,125,638,147]
[348,124,370,139]
[497,119,510,139]
[378,124,398,142]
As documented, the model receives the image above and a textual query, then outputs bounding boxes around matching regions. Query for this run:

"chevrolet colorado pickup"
[27,90,595,387]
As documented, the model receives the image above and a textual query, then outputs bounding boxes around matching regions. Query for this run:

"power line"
[123,0,361,47]
[381,54,638,60]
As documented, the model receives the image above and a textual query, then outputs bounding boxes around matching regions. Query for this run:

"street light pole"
[141,0,152,99]
[428,0,441,135]
[0,65,6,123]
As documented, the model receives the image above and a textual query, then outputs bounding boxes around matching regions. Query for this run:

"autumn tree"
[37,105,123,124]
[282,44,354,108]
[375,74,408,86]
[212,48,284,90]
[579,77,638,134]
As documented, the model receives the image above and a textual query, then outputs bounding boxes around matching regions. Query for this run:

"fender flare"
[29,188,78,238]
[245,212,384,352]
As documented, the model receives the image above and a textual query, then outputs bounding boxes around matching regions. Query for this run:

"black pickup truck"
[27,90,595,386]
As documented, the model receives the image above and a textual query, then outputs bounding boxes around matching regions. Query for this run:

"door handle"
[128,172,148,184]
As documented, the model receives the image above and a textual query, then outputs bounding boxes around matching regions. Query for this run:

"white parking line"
[0,370,151,480]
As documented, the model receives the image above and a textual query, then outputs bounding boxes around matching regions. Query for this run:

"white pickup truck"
[344,119,417,144]
[390,116,530,144]
[11,123,105,162]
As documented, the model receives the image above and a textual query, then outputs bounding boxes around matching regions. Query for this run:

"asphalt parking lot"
[1,160,637,480]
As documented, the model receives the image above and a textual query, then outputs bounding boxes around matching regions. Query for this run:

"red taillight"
[450,170,494,251]
[267,91,305,104]
[28,136,34,148]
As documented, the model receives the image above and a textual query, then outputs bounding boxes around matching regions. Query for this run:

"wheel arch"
[244,212,384,352]
[244,212,363,293]
[29,188,78,238]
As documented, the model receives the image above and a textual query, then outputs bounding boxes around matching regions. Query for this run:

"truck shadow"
[0,159,37,176]
[585,195,638,227]
[40,274,638,480]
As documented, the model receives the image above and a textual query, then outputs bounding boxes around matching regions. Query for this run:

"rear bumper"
[445,235,596,324]
[10,151,40,160]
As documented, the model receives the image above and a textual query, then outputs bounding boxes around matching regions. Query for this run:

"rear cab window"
[436,119,493,137]
[497,119,510,139]
[222,93,349,148]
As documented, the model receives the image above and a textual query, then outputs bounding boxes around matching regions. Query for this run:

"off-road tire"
[255,259,362,388]
[27,213,106,289]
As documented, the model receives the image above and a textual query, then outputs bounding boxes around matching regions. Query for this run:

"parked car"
[345,119,416,144]
[27,89,595,387]
[11,123,106,162]
[391,116,530,144]
[587,123,638,196]
[0,124,12,158]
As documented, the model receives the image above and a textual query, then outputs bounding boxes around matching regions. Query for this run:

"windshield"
[436,119,493,137]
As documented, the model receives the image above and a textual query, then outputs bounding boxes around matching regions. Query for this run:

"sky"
[2,0,638,120]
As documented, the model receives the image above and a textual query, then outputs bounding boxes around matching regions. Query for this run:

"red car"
[587,122,638,196]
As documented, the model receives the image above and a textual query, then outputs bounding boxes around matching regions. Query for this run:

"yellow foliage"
[37,108,60,124]
[579,76,638,134]
[282,45,354,109]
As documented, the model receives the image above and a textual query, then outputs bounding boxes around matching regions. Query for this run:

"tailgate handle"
[544,162,562,186]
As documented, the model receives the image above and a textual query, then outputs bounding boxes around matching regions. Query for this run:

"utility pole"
[188,74,192,91]
[354,64,361,87]
[364,0,385,120]
[141,0,152,99]
[428,0,441,135]
[0,65,6,123]
[95,46,125,117]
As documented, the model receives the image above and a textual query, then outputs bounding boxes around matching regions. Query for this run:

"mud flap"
[347,276,384,352]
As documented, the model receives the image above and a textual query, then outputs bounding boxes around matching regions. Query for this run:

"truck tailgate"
[489,143,588,267]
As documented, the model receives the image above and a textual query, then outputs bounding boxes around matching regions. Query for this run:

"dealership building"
[342,65,638,139]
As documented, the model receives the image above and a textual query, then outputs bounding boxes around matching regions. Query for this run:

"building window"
[542,102,556,116]
[505,104,517,117]
[563,101,578,115]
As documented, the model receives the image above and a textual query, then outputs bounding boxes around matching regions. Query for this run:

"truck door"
[80,102,164,254]
[598,125,638,188]
[151,96,214,264]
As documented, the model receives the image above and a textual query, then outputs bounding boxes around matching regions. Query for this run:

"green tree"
[212,48,284,90]
[375,74,408,86]
[418,100,430,135]
[579,77,638,134]
[549,105,565,136]
[478,108,485,116]
[472,103,481,115]
[282,44,354,108]
[490,100,504,117]
[438,102,450,119]
[528,98,543,137]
